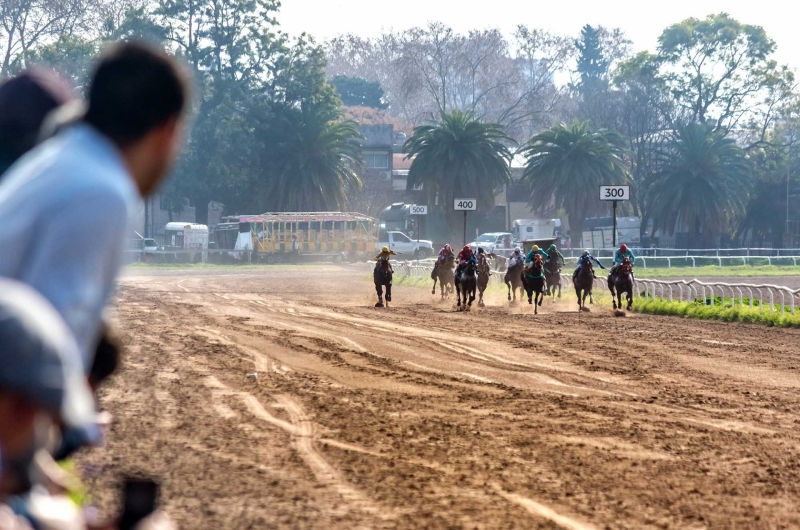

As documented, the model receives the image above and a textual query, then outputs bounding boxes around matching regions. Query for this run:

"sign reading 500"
[453,199,477,211]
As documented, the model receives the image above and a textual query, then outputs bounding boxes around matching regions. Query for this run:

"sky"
[278,0,799,71]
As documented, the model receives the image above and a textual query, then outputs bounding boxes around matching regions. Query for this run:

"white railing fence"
[389,262,800,315]
[635,278,800,315]
[561,247,800,259]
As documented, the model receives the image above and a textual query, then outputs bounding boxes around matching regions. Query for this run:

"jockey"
[508,246,524,268]
[546,243,565,267]
[525,244,549,264]
[438,244,454,263]
[457,245,474,264]
[574,250,605,279]
[455,245,475,274]
[374,245,397,271]
[525,252,545,279]
[610,243,636,279]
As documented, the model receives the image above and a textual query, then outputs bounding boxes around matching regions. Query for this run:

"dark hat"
[0,279,94,429]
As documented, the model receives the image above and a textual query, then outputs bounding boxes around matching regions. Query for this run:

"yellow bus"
[217,212,377,263]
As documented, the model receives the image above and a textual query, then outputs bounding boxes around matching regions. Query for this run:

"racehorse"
[431,256,456,299]
[522,255,546,314]
[454,260,477,311]
[608,256,634,310]
[476,253,495,307]
[544,257,562,302]
[504,260,524,304]
[573,257,594,311]
[373,258,393,307]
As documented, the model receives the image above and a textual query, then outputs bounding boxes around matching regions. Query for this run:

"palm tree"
[520,120,630,241]
[404,110,513,244]
[647,122,752,244]
[258,103,363,211]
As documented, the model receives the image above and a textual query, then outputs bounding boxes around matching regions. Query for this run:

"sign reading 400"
[453,198,477,211]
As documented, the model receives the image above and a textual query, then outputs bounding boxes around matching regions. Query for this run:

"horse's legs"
[385,283,392,303]
[431,278,437,295]
[506,281,512,301]
[609,283,617,309]
[576,287,582,309]
[375,284,384,307]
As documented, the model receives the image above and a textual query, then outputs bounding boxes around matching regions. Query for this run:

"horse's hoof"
[375,302,384,308]
[534,309,538,315]
[538,300,542,306]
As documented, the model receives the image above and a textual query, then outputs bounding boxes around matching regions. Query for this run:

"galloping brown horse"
[374,258,393,307]
[431,255,456,299]
[544,257,562,302]
[454,260,478,311]
[476,253,495,307]
[504,260,524,304]
[608,256,634,310]
[522,254,546,314]
[573,258,594,311]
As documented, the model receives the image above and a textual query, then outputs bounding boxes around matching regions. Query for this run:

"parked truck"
[377,230,434,259]
[512,219,561,242]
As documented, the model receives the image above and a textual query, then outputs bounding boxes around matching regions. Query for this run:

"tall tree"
[738,125,800,246]
[656,13,794,135]
[155,0,282,224]
[331,75,386,108]
[404,110,513,244]
[253,102,363,211]
[520,120,630,240]
[0,0,90,77]
[23,34,96,88]
[613,52,674,232]
[647,122,752,244]
[571,24,618,128]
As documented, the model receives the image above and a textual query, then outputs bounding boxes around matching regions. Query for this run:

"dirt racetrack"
[77,266,800,529]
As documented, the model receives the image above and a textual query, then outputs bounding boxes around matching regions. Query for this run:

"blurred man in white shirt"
[0,42,190,368]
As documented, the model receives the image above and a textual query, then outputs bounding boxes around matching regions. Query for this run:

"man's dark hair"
[84,41,190,147]
[0,70,74,174]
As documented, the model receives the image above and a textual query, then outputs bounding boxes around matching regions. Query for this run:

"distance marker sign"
[410,205,427,215]
[599,185,630,201]
[453,199,477,211]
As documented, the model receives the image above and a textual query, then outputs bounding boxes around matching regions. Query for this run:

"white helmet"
[514,246,521,253]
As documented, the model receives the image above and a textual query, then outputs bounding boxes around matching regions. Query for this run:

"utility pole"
[612,200,617,248]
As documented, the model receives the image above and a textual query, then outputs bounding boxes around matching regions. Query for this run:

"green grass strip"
[632,297,800,327]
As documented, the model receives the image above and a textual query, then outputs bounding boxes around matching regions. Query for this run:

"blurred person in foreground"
[0,70,75,178]
[0,279,94,528]
[0,41,190,369]
[0,281,171,530]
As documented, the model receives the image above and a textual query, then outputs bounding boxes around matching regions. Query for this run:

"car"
[142,238,158,254]
[468,232,517,258]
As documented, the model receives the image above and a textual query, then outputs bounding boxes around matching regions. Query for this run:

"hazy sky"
[279,0,799,70]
